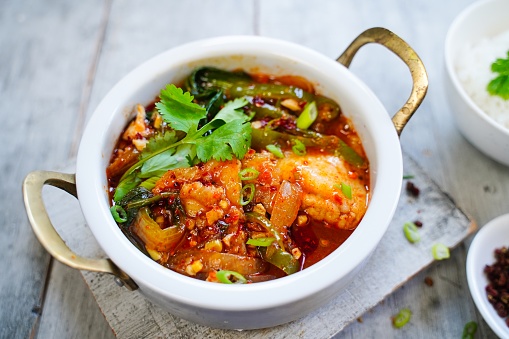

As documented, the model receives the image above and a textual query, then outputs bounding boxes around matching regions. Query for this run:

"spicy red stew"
[106,67,369,283]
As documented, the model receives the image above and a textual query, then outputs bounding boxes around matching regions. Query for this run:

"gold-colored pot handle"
[22,171,138,290]
[337,27,428,136]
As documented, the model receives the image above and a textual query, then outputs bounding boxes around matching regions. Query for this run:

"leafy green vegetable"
[114,85,250,202]
[487,51,509,100]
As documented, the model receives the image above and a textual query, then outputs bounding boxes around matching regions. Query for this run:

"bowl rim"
[466,213,509,338]
[76,35,403,311]
[444,0,509,138]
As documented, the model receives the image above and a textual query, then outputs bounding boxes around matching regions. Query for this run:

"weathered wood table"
[4,0,509,338]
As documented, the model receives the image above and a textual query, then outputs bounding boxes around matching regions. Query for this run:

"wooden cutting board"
[44,153,476,338]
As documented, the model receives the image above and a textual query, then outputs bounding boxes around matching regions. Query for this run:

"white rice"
[456,29,509,130]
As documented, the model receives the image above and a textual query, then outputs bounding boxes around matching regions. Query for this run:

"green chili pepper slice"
[403,222,420,243]
[392,308,411,328]
[246,212,285,249]
[216,270,247,284]
[258,244,299,275]
[110,205,128,223]
[246,237,275,247]
[251,128,365,168]
[245,213,299,275]
[432,243,450,260]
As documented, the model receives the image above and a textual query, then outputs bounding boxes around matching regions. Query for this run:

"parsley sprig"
[114,85,251,201]
[487,51,509,100]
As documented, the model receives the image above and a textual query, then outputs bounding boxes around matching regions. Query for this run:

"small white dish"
[466,213,509,338]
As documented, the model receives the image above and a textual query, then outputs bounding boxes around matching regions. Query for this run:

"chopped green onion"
[341,183,352,199]
[266,144,284,158]
[333,183,352,200]
[239,167,260,181]
[403,174,415,179]
[403,222,420,243]
[432,243,450,260]
[240,183,255,206]
[291,139,307,156]
[392,308,411,328]
[216,270,247,284]
[462,321,477,339]
[246,237,275,247]
[110,205,128,223]
[296,101,317,129]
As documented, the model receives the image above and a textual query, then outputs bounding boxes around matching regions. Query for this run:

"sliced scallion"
[292,139,307,156]
[216,270,247,284]
[333,183,352,200]
[296,101,317,130]
[392,308,411,328]
[110,205,127,223]
[432,243,450,260]
[266,144,284,158]
[239,167,260,181]
[462,321,477,339]
[403,222,420,243]
[341,183,352,199]
[240,183,255,206]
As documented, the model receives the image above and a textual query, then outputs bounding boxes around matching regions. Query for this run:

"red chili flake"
[414,220,423,227]
[252,96,265,107]
[406,181,420,197]
[424,277,434,287]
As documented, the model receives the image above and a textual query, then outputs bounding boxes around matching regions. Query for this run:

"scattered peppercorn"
[414,220,423,227]
[484,246,509,325]
[424,276,434,287]
[406,181,420,197]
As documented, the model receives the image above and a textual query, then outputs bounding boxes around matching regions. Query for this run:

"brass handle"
[337,27,428,136]
[22,171,138,290]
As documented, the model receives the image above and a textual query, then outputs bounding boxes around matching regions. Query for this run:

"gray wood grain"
[6,0,509,338]
[0,0,105,338]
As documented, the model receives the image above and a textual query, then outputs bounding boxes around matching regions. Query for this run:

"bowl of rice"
[445,0,509,166]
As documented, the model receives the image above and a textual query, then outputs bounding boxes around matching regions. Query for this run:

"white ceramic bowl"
[444,0,509,167]
[467,213,509,338]
[24,31,427,330]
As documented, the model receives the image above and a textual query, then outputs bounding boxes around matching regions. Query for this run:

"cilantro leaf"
[213,97,250,122]
[487,51,509,100]
[195,119,252,162]
[140,143,195,178]
[114,86,251,202]
[140,130,179,161]
[155,84,206,132]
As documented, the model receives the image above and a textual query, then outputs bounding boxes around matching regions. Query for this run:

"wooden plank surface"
[0,0,105,338]
[6,0,509,338]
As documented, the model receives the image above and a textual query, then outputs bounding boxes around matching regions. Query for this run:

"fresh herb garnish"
[487,51,509,100]
[114,85,250,202]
